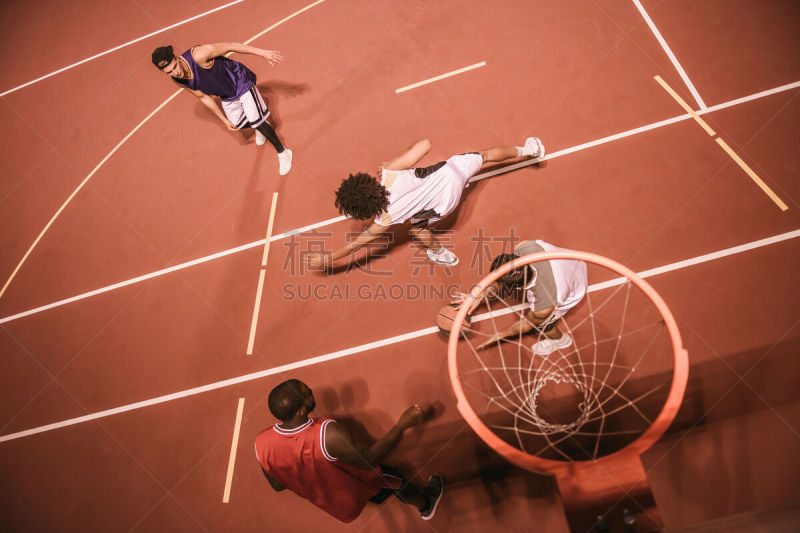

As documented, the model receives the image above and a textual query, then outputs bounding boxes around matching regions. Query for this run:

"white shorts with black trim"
[221,86,270,130]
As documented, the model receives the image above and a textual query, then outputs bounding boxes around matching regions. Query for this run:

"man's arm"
[324,405,424,471]
[380,139,432,172]
[476,307,554,351]
[305,222,390,268]
[192,42,283,66]
[451,282,501,315]
[182,87,238,130]
[260,466,286,492]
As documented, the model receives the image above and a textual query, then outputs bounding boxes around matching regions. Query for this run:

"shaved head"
[269,380,313,422]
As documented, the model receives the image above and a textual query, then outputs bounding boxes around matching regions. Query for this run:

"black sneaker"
[420,474,443,520]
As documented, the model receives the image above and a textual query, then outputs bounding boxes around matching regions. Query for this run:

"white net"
[454,257,677,463]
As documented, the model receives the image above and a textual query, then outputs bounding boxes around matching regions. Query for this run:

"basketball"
[437,303,471,335]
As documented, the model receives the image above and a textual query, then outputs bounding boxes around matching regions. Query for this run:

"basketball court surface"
[1,0,799,531]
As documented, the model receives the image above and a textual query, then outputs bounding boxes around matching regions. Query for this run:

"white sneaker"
[427,247,459,266]
[278,148,292,175]
[255,130,267,146]
[523,136,545,159]
[532,334,572,355]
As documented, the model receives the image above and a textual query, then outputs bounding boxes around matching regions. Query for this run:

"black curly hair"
[334,172,390,220]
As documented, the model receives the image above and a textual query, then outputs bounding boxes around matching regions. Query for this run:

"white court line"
[0,0,327,303]
[396,62,486,94]
[222,397,245,503]
[1,80,797,325]
[1,228,797,444]
[631,0,706,109]
[0,0,244,98]
[246,192,279,355]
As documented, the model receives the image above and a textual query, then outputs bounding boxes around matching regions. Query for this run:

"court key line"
[222,397,245,503]
[1,228,798,444]
[654,75,788,211]
[631,0,706,109]
[246,193,279,355]
[1,79,798,325]
[0,0,328,302]
[0,0,245,98]
[395,62,486,94]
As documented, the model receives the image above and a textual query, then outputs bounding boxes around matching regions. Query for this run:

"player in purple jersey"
[152,43,292,176]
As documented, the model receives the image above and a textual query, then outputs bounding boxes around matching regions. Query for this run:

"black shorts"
[409,208,440,228]
[369,464,408,504]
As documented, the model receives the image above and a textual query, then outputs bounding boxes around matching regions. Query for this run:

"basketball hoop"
[447,251,689,525]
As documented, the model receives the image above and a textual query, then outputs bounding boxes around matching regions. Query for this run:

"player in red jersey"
[255,380,443,522]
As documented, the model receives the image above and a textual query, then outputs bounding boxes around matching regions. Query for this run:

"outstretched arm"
[324,405,425,470]
[476,307,554,351]
[380,139,432,172]
[193,42,283,66]
[451,282,502,315]
[305,222,390,268]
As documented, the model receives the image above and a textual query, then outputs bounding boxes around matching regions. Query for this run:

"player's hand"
[224,119,238,131]
[305,252,329,268]
[397,404,425,430]
[476,335,502,351]
[263,50,284,66]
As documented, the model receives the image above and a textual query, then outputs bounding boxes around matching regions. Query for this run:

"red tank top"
[255,417,400,523]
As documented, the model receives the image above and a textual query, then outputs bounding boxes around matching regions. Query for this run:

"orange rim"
[447,250,689,475]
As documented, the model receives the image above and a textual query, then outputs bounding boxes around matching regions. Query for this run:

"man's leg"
[410,224,458,266]
[478,137,545,163]
[239,87,293,175]
[254,121,285,153]
[377,466,443,520]
[409,225,437,250]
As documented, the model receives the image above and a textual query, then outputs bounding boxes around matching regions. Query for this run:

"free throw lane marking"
[260,192,279,268]
[1,228,798,444]
[222,397,245,503]
[654,75,715,136]
[396,62,486,94]
[2,80,797,324]
[715,138,788,211]
[655,75,788,211]
[632,0,706,109]
[247,192,279,355]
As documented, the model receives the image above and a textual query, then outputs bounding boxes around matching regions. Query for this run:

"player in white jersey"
[456,239,588,355]
[305,137,545,268]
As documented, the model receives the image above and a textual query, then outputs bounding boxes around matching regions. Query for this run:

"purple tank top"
[172,48,256,101]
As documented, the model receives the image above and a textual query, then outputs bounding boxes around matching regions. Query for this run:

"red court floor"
[1,0,798,531]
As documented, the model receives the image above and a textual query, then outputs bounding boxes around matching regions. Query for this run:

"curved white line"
[0,0,328,301]
[0,0,245,98]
